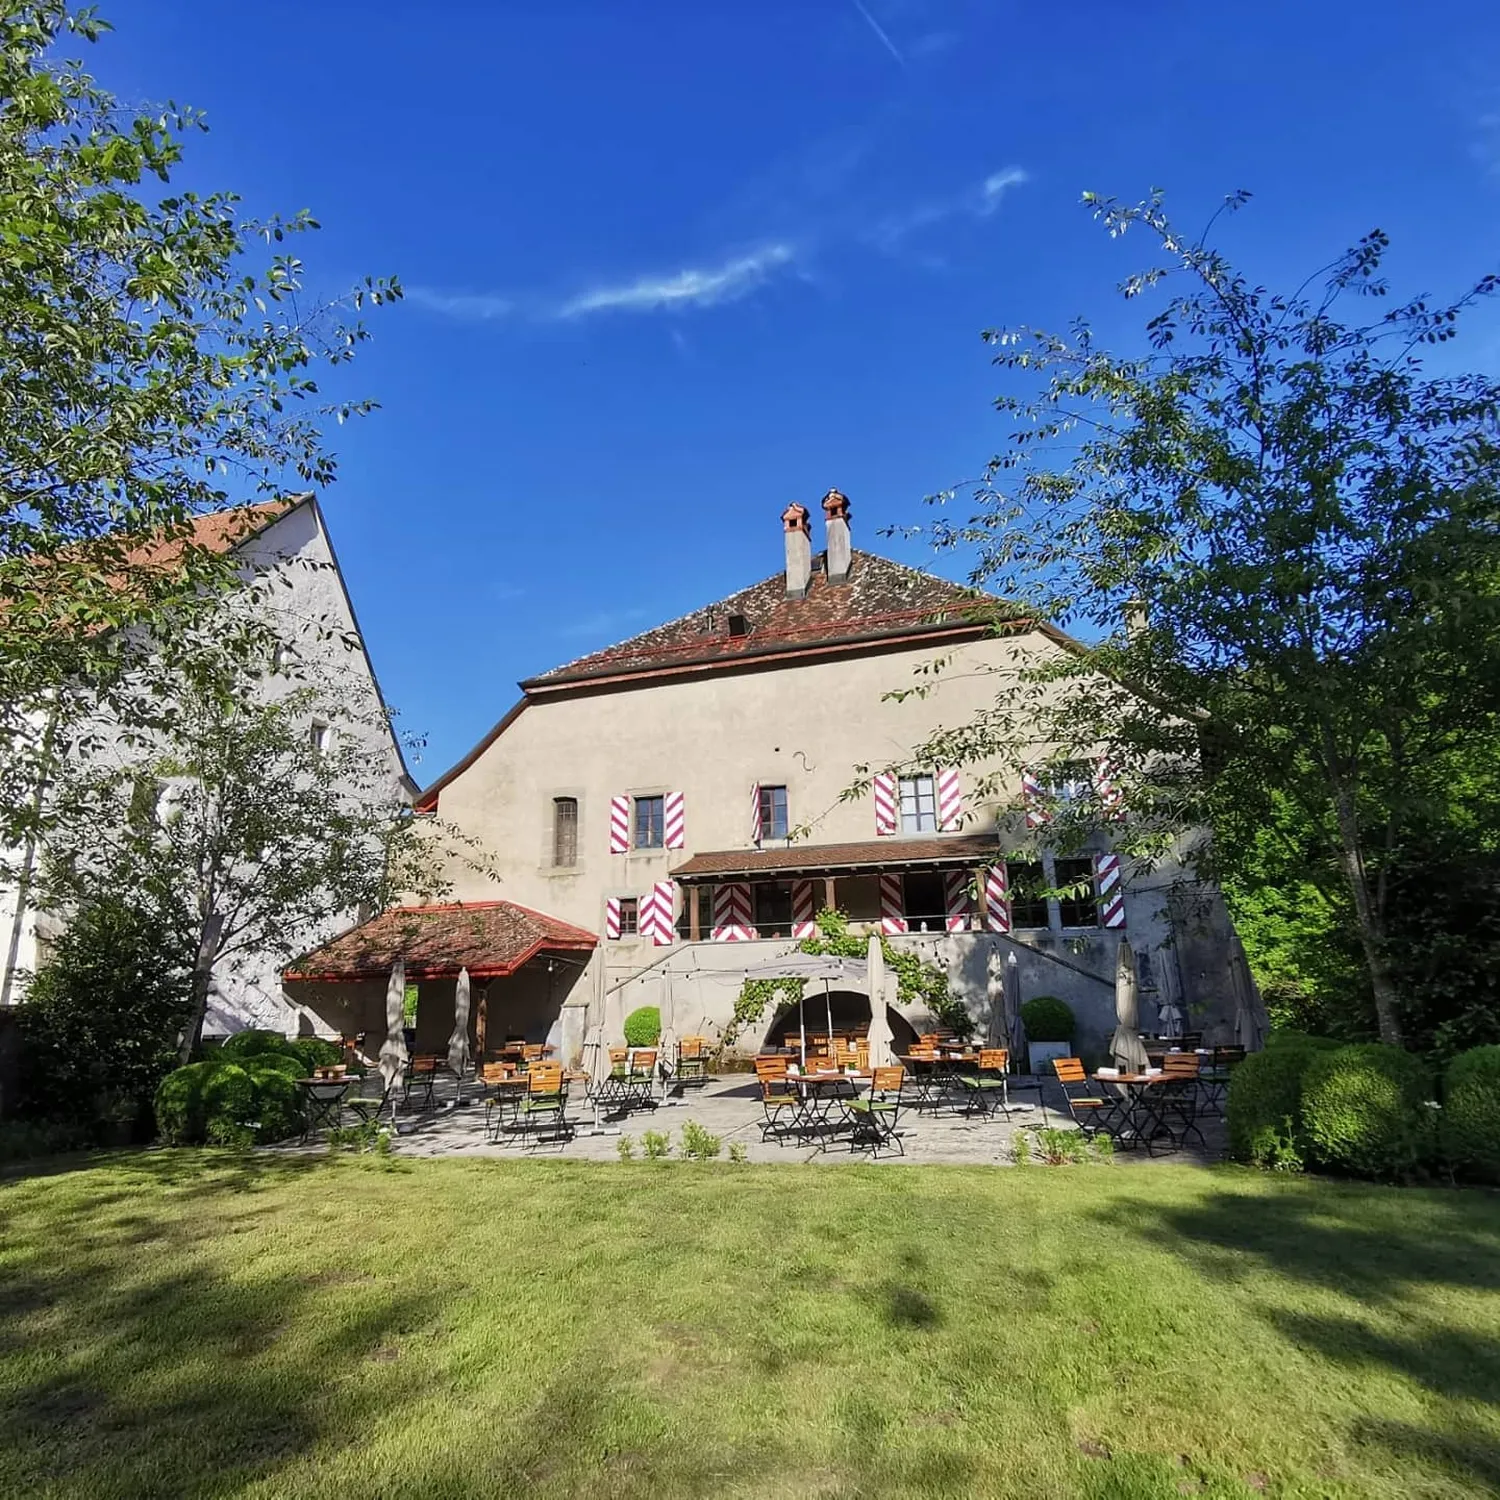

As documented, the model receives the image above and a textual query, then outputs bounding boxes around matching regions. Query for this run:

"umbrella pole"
[799,988,806,1068]
[825,978,834,1065]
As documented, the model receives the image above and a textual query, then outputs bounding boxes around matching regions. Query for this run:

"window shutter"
[879,873,907,935]
[645,880,676,945]
[750,783,762,844]
[937,768,962,832]
[604,896,622,941]
[665,791,685,850]
[791,879,818,939]
[1021,768,1049,830]
[1095,853,1125,929]
[712,882,754,941]
[984,866,1012,933]
[1094,756,1124,820]
[943,871,971,932]
[609,794,630,853]
[873,772,897,836]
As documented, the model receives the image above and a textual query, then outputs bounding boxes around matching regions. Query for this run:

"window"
[1044,761,1094,807]
[1054,856,1098,927]
[899,774,937,833]
[271,641,291,672]
[753,881,793,938]
[618,897,639,937]
[552,797,578,867]
[727,613,750,637]
[309,720,332,756]
[902,871,946,933]
[633,795,665,849]
[1009,860,1049,928]
[758,784,789,841]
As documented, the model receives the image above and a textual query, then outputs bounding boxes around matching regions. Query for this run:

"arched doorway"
[759,988,919,1055]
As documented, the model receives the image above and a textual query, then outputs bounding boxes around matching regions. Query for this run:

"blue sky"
[103,1,1500,779]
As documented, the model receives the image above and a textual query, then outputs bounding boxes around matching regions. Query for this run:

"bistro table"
[785,1069,870,1142]
[1092,1070,1178,1152]
[484,1074,531,1142]
[296,1075,355,1140]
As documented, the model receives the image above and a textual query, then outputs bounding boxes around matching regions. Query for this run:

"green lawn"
[2,1154,1498,1499]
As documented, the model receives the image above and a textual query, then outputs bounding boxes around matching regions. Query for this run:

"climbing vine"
[720,907,974,1050]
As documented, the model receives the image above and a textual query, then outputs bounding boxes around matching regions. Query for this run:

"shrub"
[624,1006,661,1047]
[679,1121,722,1160]
[155,1060,222,1144]
[641,1129,671,1159]
[290,1036,342,1073]
[1440,1045,1500,1183]
[219,1028,296,1061]
[250,1053,306,1084]
[1300,1044,1435,1180]
[1226,1038,1333,1167]
[1020,995,1073,1043]
[0,1118,92,1162]
[155,1058,304,1145]
[242,1061,303,1144]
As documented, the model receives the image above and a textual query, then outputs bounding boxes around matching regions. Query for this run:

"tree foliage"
[0,3,398,843]
[908,191,1500,1045]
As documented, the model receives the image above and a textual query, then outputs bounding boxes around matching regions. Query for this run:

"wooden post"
[475,982,489,1064]
[822,875,836,915]
[689,885,701,942]
[974,866,989,930]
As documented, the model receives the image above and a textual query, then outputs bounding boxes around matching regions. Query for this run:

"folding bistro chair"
[481,1062,527,1142]
[1155,1053,1207,1152]
[516,1062,571,1149]
[676,1035,710,1089]
[846,1066,906,1156]
[955,1048,1013,1117]
[402,1054,446,1112]
[755,1055,799,1143]
[625,1048,658,1109]
[1052,1058,1121,1141]
[1201,1045,1243,1116]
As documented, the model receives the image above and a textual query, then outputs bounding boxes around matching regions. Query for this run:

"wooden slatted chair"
[677,1035,710,1088]
[1052,1057,1116,1140]
[517,1061,571,1148]
[846,1066,906,1155]
[1201,1045,1244,1115]
[755,1055,798,1143]
[1155,1055,1206,1151]
[955,1047,1012,1116]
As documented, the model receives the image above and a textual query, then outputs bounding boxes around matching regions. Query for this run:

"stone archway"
[759,987,919,1054]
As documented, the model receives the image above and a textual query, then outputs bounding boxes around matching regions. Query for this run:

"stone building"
[289,492,1240,1062]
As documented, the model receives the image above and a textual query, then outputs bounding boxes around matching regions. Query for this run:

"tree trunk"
[1328,778,1404,1046]
[180,912,225,1063]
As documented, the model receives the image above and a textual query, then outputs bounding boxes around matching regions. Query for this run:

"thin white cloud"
[979,167,1029,214]
[406,287,514,321]
[556,244,795,318]
[559,607,651,639]
[850,0,905,66]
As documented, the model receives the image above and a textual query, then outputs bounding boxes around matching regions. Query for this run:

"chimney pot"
[822,488,852,584]
[782,503,812,598]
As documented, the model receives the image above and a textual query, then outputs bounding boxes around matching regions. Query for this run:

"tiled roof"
[122,498,300,571]
[283,900,598,982]
[670,833,1004,881]
[526,550,1006,688]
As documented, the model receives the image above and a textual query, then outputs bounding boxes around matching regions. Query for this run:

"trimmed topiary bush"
[1440,1045,1500,1183]
[1300,1043,1435,1180]
[242,1061,304,1144]
[155,1057,305,1146]
[1020,995,1074,1043]
[155,1060,222,1144]
[219,1028,294,1060]
[290,1036,342,1073]
[1226,1038,1334,1168]
[623,1005,661,1047]
[250,1053,305,1084]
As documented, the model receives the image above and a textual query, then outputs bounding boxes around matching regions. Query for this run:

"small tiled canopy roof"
[525,550,1011,689]
[670,833,1003,882]
[284,900,597,982]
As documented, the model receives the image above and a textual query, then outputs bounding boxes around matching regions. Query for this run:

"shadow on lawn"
[1096,1175,1500,1489]
[0,1153,437,1496]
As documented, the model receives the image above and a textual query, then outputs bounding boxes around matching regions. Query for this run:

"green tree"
[0,3,397,843]
[907,191,1500,1046]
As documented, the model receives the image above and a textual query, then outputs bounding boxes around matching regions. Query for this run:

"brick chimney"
[782,502,812,598]
[822,488,851,584]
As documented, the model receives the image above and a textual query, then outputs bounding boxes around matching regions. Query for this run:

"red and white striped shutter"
[873,773,897,836]
[664,791,685,850]
[713,882,754,941]
[1094,756,1124,820]
[604,896,622,941]
[750,783,762,843]
[646,880,676,945]
[1021,768,1048,830]
[984,865,1012,933]
[879,873,907,935]
[791,879,818,939]
[937,768,962,831]
[943,870,971,932]
[1095,853,1125,929]
[609,794,630,853]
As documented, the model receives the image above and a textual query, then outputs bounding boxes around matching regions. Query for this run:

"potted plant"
[1020,995,1075,1072]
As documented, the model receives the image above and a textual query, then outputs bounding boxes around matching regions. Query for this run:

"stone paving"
[313,1073,1225,1167]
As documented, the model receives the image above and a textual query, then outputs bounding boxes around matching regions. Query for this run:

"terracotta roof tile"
[671,832,1003,881]
[121,498,300,571]
[527,550,1004,688]
[283,900,597,982]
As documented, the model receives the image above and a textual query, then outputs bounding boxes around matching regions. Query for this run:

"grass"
[2,1154,1498,1498]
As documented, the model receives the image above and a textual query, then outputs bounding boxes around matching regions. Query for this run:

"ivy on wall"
[720,908,973,1051]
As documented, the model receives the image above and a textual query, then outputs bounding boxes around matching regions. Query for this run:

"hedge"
[624,1006,661,1047]
[1300,1043,1435,1180]
[154,1058,306,1147]
[1020,995,1074,1043]
[291,1036,342,1073]
[1225,1036,1335,1168]
[1440,1045,1500,1183]
[219,1028,293,1061]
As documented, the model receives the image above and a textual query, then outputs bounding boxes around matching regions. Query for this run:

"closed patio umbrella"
[379,958,408,1099]
[658,972,678,1088]
[1004,951,1028,1062]
[448,967,472,1078]
[985,951,1003,1047]
[865,934,895,1069]
[1111,939,1150,1073]
[1231,935,1269,1052]
[1154,956,1186,1037]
